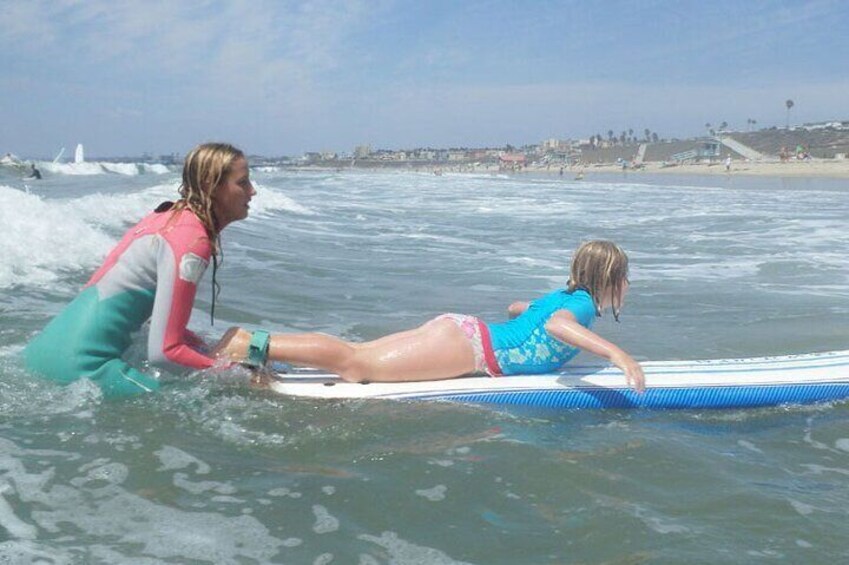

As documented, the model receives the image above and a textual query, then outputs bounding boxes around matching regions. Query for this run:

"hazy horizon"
[2,0,847,159]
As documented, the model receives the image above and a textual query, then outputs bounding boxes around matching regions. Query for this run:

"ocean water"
[0,164,847,563]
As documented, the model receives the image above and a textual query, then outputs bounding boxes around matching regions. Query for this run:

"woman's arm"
[148,231,218,370]
[507,301,529,319]
[544,310,645,392]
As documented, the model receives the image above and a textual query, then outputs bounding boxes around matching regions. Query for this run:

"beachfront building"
[540,138,562,152]
[669,140,721,164]
[499,153,526,171]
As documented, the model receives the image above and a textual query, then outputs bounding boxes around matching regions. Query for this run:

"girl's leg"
[215,319,477,383]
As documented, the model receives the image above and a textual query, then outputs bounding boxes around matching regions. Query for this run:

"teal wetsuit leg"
[24,286,159,398]
[89,359,160,397]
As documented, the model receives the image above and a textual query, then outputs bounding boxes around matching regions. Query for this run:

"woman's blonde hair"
[173,142,245,255]
[567,240,629,320]
[169,142,245,323]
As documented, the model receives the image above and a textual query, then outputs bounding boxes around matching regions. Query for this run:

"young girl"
[25,142,256,397]
[217,240,645,392]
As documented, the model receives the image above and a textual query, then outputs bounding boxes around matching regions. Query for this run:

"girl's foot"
[212,326,253,362]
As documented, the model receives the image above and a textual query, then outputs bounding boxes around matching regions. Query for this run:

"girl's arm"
[544,310,645,392]
[507,301,529,319]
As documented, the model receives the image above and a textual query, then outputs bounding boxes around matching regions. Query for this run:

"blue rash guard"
[486,289,597,375]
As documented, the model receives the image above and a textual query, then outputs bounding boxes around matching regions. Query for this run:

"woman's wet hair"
[567,240,629,321]
[172,142,245,324]
[174,142,245,253]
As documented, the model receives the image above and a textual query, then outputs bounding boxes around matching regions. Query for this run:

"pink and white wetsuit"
[25,207,219,396]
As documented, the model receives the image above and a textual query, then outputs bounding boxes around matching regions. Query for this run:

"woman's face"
[212,157,255,228]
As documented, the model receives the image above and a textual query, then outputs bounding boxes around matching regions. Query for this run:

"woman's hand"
[249,368,272,389]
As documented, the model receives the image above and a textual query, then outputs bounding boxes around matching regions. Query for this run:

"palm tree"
[651,132,659,143]
[785,99,794,128]
[644,128,651,142]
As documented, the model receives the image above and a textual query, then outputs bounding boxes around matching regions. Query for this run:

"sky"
[1,0,847,158]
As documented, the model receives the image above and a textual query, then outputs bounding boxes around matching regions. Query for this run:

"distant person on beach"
[724,155,732,172]
[27,163,42,179]
[215,240,645,392]
[24,142,256,397]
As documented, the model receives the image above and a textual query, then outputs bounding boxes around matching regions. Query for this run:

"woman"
[25,142,255,397]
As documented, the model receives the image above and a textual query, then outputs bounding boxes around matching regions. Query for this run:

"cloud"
[1,0,846,156]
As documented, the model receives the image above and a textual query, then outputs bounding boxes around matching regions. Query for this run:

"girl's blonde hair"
[172,142,245,255]
[567,240,629,320]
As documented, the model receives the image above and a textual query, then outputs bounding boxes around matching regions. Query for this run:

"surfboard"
[269,349,849,409]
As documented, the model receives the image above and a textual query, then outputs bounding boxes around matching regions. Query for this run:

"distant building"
[499,153,526,170]
[540,138,560,151]
[354,145,371,159]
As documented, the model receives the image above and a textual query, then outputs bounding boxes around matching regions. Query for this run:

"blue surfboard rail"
[272,349,849,410]
[432,383,849,409]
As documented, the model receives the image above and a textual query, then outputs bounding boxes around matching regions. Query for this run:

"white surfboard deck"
[268,349,849,409]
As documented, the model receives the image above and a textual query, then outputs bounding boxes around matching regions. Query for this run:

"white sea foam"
[41,161,106,175]
[0,184,177,290]
[415,484,447,501]
[0,485,38,539]
[173,473,237,495]
[311,504,340,534]
[0,541,70,563]
[100,162,141,176]
[788,499,816,516]
[269,487,302,498]
[155,445,211,474]
[358,531,474,564]
[1,439,285,562]
[0,186,114,289]
[38,161,171,176]
[249,182,315,217]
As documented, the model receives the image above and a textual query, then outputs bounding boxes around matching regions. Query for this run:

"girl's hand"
[544,310,646,393]
[507,301,529,319]
[611,352,645,393]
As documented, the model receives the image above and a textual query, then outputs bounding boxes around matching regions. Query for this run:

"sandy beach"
[547,158,849,179]
[414,158,849,180]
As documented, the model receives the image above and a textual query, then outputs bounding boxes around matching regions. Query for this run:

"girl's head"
[177,142,252,251]
[567,240,630,320]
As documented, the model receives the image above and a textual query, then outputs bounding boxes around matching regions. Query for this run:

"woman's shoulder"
[158,209,212,256]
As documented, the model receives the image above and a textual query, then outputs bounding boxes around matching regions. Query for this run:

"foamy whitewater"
[1,165,847,562]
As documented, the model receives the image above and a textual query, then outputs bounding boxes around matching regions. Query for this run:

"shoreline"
[292,158,849,180]
[552,159,849,179]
